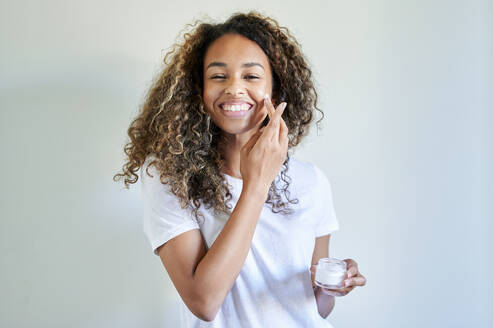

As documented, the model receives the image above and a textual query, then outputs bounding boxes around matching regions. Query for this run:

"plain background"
[1,0,491,327]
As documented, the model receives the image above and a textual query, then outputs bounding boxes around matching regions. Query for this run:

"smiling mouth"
[218,103,254,117]
[220,104,252,112]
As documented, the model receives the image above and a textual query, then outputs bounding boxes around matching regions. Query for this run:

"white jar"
[314,258,347,289]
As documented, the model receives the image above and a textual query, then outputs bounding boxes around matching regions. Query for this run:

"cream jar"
[314,258,347,289]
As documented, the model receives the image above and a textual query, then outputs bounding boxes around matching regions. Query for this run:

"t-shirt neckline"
[223,173,243,187]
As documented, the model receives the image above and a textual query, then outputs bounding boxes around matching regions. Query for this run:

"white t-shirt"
[141,154,340,327]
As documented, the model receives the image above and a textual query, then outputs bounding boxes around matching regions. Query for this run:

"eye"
[211,75,226,79]
[245,75,259,80]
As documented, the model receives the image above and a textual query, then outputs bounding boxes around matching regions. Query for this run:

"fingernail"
[345,280,350,287]
[264,94,270,99]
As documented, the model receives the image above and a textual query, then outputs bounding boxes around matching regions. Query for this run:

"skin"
[311,235,367,317]
[203,33,278,180]
[157,33,289,322]
[157,33,366,322]
[203,33,367,316]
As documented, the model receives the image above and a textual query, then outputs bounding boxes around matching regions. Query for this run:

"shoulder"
[286,156,315,177]
[140,153,168,192]
[140,153,181,209]
[285,156,331,196]
[287,156,327,185]
[141,153,159,179]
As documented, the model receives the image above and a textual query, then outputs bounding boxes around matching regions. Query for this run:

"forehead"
[203,34,270,68]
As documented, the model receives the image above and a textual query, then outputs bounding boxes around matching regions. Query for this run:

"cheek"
[202,84,217,109]
[202,80,272,109]
[251,88,265,100]
[249,81,271,102]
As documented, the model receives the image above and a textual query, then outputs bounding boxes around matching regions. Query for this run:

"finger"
[344,259,358,278]
[321,285,354,297]
[279,117,288,147]
[271,102,287,142]
[274,101,287,121]
[254,101,269,127]
[263,95,278,129]
[347,267,358,279]
[320,287,352,297]
[264,94,275,119]
[344,274,367,288]
[261,98,284,142]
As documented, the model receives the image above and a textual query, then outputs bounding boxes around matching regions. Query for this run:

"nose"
[224,78,246,96]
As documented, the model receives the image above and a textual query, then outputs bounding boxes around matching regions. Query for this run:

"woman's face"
[203,33,273,135]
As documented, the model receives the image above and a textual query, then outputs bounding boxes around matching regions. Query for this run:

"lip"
[218,101,254,108]
[218,101,254,118]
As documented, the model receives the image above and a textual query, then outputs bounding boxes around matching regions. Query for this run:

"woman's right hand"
[240,94,288,194]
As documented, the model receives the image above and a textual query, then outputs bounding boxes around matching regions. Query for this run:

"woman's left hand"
[310,258,366,297]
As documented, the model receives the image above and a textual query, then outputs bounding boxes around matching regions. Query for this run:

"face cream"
[314,258,347,289]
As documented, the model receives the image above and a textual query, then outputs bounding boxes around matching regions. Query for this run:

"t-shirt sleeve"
[140,157,200,256]
[312,164,340,237]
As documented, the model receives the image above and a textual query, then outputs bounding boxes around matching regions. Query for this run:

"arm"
[311,234,336,318]
[310,237,368,317]
[157,184,268,321]
[157,96,288,322]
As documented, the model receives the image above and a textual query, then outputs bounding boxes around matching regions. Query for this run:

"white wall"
[1,0,491,327]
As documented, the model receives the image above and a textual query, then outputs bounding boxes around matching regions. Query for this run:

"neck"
[219,129,257,179]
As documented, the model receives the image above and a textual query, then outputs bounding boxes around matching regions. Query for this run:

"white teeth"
[222,104,250,111]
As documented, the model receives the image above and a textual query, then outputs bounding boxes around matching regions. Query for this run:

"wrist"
[241,182,269,202]
[313,286,336,299]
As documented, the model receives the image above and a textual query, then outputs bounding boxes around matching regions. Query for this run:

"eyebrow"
[206,62,265,70]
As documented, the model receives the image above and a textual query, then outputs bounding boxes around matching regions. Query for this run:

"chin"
[217,122,257,135]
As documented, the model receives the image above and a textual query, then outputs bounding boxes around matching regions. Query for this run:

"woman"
[114,11,366,327]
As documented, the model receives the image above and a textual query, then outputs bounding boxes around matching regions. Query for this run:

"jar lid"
[317,257,347,272]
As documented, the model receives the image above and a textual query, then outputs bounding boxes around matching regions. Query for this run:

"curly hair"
[113,11,324,223]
